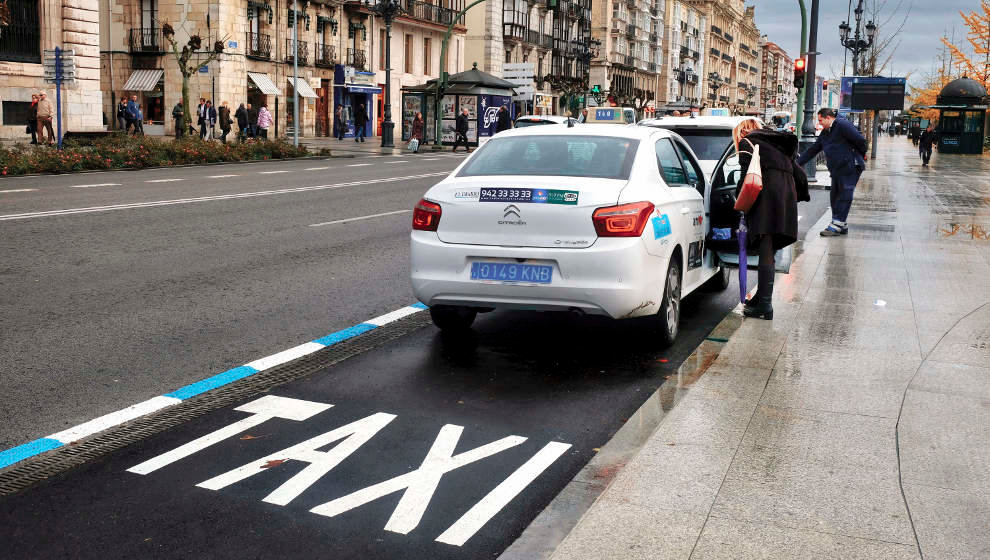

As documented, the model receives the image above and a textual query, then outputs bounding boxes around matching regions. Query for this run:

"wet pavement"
[538,137,990,559]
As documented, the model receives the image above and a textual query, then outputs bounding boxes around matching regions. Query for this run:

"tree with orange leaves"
[941,1,990,88]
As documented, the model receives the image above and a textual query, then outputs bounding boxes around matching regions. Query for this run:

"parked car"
[583,107,637,125]
[409,124,741,345]
[513,115,575,128]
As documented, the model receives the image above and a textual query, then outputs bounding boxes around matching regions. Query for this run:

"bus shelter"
[929,77,988,154]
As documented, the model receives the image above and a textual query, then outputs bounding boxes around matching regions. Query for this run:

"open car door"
[706,146,792,274]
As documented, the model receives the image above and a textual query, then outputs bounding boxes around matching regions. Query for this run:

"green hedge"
[0,136,309,176]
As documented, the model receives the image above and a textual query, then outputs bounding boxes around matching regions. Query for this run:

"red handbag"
[734,139,763,212]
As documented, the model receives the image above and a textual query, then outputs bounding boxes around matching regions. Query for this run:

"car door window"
[655,139,687,185]
[673,141,705,196]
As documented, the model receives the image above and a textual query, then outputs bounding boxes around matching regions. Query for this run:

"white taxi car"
[410,124,732,345]
[637,115,760,180]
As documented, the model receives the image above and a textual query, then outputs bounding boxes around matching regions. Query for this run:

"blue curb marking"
[312,323,377,346]
[1,303,427,471]
[0,438,63,469]
[164,365,260,401]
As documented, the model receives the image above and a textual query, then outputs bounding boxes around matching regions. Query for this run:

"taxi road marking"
[304,167,330,171]
[308,209,410,227]
[207,174,240,178]
[259,170,292,174]
[127,394,571,546]
[348,163,372,167]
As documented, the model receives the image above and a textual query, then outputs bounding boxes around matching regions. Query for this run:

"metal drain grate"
[0,313,432,497]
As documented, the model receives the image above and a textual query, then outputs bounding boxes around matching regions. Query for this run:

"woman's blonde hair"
[732,118,762,151]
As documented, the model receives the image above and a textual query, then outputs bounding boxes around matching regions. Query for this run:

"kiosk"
[932,77,988,154]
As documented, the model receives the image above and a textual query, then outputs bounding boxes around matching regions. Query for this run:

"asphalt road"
[0,153,828,559]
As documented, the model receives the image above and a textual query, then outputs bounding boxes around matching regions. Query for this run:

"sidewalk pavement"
[301,136,455,157]
[512,138,990,559]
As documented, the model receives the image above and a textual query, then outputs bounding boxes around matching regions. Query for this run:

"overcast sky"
[750,0,976,86]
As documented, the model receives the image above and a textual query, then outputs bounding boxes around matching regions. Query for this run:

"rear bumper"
[410,232,665,319]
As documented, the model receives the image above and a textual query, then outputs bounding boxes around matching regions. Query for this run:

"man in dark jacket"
[247,103,258,137]
[918,124,937,167]
[235,103,249,142]
[796,108,867,236]
[354,103,368,143]
[495,105,511,133]
[452,107,471,153]
[126,95,140,134]
[172,101,185,139]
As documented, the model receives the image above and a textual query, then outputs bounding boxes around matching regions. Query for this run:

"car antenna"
[567,116,574,128]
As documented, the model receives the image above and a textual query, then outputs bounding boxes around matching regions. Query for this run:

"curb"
[0,154,336,179]
[0,302,428,471]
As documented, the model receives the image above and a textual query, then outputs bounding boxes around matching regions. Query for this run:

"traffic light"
[822,80,828,91]
[591,84,602,94]
[793,57,806,90]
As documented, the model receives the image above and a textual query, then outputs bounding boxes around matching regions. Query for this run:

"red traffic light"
[794,58,806,71]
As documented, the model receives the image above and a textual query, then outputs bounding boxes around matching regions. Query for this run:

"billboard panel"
[850,77,906,110]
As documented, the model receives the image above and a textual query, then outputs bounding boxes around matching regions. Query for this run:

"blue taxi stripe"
[164,365,260,401]
[0,438,63,469]
[312,323,377,346]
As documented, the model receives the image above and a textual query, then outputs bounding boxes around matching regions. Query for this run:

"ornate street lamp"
[363,0,402,148]
[708,71,722,104]
[838,0,875,75]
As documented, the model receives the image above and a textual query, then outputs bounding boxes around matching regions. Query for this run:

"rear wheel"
[656,260,681,347]
[703,256,731,292]
[429,305,477,331]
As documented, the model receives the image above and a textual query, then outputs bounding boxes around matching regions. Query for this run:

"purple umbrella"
[738,213,748,304]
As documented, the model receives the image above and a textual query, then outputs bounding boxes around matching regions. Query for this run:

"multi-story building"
[658,0,704,112]
[466,0,591,117]
[759,37,795,117]
[686,0,759,115]
[99,0,465,138]
[735,5,760,115]
[1,0,104,140]
[589,0,663,117]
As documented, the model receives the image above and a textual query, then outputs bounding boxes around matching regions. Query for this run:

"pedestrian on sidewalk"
[354,103,368,143]
[235,103,248,142]
[256,104,272,139]
[247,103,258,138]
[734,119,810,320]
[409,111,425,153]
[116,96,128,132]
[204,101,217,141]
[495,105,511,133]
[452,107,471,153]
[126,95,140,135]
[797,108,867,236]
[133,104,145,136]
[219,101,232,143]
[919,124,937,167]
[334,104,345,141]
[36,91,55,145]
[27,93,39,145]
[172,100,185,139]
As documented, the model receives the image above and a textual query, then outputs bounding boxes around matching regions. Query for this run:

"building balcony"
[128,28,165,54]
[724,32,733,41]
[624,54,636,67]
[246,32,272,60]
[649,33,659,44]
[347,48,366,71]
[719,95,729,102]
[680,46,689,59]
[721,53,733,62]
[404,0,459,27]
[675,70,685,83]
[710,47,720,57]
[711,24,721,36]
[648,61,658,72]
[737,81,747,88]
[626,24,636,39]
[739,62,748,71]
[691,49,699,60]
[625,0,636,9]
[285,39,308,65]
[315,43,336,67]
[686,73,698,84]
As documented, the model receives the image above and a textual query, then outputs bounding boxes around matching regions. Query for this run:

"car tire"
[703,256,731,292]
[656,259,681,347]
[429,305,477,331]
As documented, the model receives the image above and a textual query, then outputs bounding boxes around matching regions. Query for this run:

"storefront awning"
[248,72,280,95]
[122,69,164,92]
[345,84,382,94]
[287,77,318,98]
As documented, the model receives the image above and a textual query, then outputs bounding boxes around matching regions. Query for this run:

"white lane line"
[421,158,439,161]
[0,188,38,193]
[48,396,182,444]
[68,183,121,188]
[304,167,330,171]
[145,178,184,183]
[207,174,240,179]
[259,170,292,174]
[348,163,372,167]
[309,209,410,227]
[386,160,408,164]
[0,172,448,222]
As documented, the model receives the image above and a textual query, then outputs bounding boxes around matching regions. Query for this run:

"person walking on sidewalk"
[235,103,248,142]
[256,104,273,139]
[247,103,258,138]
[172,101,185,139]
[36,91,55,145]
[796,108,867,237]
[334,104,345,141]
[409,112,425,153]
[27,93,39,145]
[116,96,129,132]
[218,101,232,144]
[733,119,810,320]
[354,103,368,143]
[452,107,471,153]
[919,124,937,167]
[495,105,511,133]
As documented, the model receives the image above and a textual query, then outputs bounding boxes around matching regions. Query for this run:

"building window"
[141,0,158,29]
[404,34,413,73]
[2,101,32,126]
[505,50,512,63]
[380,29,386,70]
[423,37,431,75]
[0,0,42,63]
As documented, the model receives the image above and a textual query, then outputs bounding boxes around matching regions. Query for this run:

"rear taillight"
[412,198,442,231]
[592,201,655,237]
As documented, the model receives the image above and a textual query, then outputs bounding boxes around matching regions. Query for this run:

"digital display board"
[850,77,906,110]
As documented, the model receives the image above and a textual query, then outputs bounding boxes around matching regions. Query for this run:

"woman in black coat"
[733,119,810,319]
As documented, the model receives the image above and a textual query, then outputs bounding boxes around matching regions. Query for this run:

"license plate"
[470,262,553,284]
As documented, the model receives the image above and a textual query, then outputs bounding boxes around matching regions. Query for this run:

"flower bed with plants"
[0,136,310,176]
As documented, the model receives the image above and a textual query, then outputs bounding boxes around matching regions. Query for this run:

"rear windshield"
[513,119,558,128]
[458,135,639,180]
[667,128,732,161]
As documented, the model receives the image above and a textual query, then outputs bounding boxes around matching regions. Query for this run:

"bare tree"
[161,22,228,127]
[856,0,914,151]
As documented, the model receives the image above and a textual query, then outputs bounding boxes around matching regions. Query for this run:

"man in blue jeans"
[797,108,868,236]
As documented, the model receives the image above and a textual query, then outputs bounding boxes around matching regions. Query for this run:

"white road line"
[48,396,181,444]
[348,163,372,167]
[308,209,410,227]
[145,178,184,183]
[304,167,330,170]
[386,160,408,164]
[68,183,121,188]
[207,174,240,178]
[0,172,448,221]
[421,158,439,161]
[0,188,38,193]
[259,170,292,174]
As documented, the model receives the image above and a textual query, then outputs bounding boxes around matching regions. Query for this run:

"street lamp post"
[364,0,402,148]
[708,71,722,107]
[799,0,820,181]
[839,1,876,75]
[577,37,600,109]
